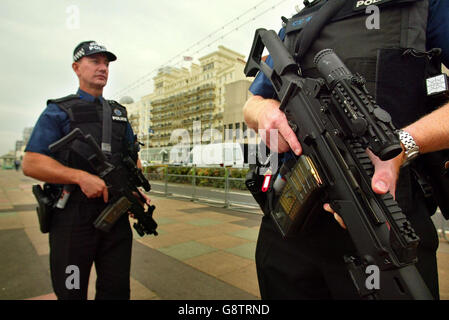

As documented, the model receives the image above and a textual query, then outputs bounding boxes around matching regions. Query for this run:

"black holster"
[32,184,59,233]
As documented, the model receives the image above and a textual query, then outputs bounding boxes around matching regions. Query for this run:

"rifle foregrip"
[351,142,419,264]
[133,204,158,237]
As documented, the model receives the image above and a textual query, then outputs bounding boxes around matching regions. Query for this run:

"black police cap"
[73,41,117,62]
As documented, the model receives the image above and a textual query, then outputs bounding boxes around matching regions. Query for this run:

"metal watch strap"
[397,129,419,166]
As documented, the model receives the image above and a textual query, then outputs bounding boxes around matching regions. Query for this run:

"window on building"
[202,62,214,72]
[228,123,233,140]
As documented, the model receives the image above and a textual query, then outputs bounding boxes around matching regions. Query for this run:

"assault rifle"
[49,128,158,237]
[244,28,432,300]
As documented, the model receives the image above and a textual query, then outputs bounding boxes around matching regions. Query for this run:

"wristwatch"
[397,129,420,167]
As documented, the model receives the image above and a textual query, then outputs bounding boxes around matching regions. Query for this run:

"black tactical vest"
[47,94,129,170]
[47,95,129,203]
[284,0,442,128]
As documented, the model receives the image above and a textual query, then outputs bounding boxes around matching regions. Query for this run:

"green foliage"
[228,167,249,190]
[196,167,225,188]
[167,166,192,184]
[144,166,249,190]
[144,165,166,181]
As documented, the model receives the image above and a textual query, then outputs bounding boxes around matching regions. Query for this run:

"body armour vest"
[284,0,441,128]
[47,95,129,203]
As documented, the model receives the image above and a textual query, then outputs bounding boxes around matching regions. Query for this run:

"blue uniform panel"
[25,103,70,156]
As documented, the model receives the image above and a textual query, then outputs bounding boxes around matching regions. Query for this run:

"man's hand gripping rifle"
[49,128,158,237]
[244,29,432,300]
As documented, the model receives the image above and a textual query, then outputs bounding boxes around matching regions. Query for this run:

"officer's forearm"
[403,101,449,154]
[243,95,271,131]
[243,95,284,132]
[243,95,262,131]
[22,152,87,185]
[137,158,142,169]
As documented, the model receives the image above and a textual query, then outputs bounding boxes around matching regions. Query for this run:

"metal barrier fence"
[144,167,449,235]
[145,166,261,214]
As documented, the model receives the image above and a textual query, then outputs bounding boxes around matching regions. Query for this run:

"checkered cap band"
[73,41,116,62]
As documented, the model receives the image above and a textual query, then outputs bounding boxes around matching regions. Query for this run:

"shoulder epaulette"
[108,100,126,109]
[109,100,128,115]
[47,94,80,106]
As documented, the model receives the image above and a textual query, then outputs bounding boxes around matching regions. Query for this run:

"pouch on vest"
[375,47,446,128]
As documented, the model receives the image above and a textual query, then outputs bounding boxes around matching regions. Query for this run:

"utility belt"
[31,172,126,234]
[30,159,129,234]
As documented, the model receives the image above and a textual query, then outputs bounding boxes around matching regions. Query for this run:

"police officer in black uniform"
[244,0,449,299]
[23,41,148,300]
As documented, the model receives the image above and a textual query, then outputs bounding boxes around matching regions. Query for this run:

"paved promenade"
[0,169,448,300]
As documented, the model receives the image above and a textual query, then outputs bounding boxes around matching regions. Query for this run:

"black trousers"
[255,172,440,300]
[49,196,133,300]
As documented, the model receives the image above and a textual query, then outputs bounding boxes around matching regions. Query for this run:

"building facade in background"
[125,46,255,163]
[2,126,34,169]
[223,79,255,143]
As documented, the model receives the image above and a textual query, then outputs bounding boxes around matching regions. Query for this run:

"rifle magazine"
[93,196,132,232]
[271,155,324,237]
